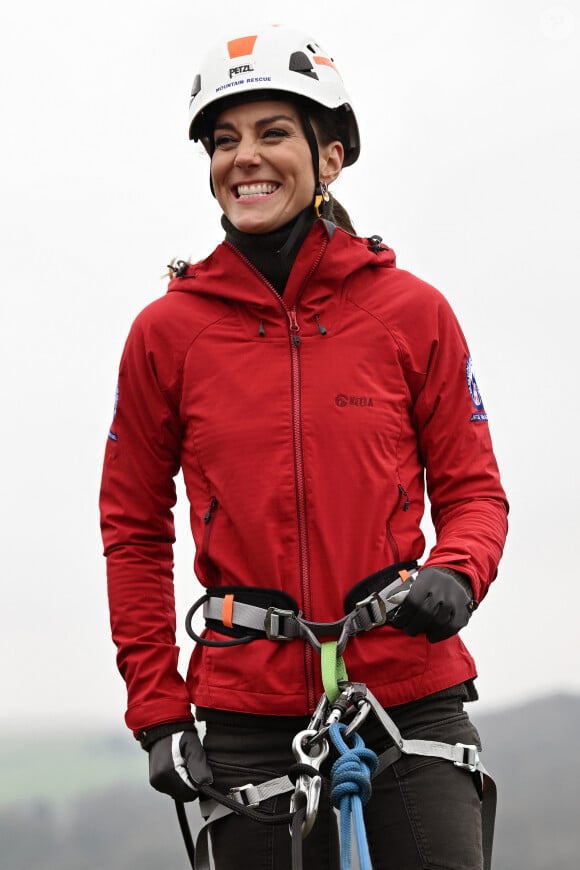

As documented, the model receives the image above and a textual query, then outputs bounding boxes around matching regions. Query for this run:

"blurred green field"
[0,730,144,807]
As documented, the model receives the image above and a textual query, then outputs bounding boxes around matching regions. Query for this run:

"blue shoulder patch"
[466,356,488,422]
[108,382,119,441]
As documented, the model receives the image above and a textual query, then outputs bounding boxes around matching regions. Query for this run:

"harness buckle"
[454,743,479,773]
[229,783,261,807]
[264,607,296,640]
[354,593,387,629]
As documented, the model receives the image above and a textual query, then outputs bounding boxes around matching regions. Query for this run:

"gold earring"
[314,182,330,218]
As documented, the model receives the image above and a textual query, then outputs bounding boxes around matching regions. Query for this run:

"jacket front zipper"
[225,239,327,712]
[285,241,328,711]
[287,305,316,708]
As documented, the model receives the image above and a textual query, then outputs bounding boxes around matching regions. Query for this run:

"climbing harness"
[185,562,417,657]
[176,564,497,870]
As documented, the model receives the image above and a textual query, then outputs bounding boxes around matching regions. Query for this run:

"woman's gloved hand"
[389,566,476,643]
[142,724,213,802]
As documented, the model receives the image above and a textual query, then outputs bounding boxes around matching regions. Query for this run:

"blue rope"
[329,723,378,870]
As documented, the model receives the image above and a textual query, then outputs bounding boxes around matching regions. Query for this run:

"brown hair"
[307,103,357,234]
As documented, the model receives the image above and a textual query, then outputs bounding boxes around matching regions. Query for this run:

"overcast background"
[1,0,578,731]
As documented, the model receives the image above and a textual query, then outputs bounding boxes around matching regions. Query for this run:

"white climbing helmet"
[188,25,360,165]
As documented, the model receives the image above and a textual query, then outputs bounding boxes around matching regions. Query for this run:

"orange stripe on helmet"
[313,55,338,72]
[228,35,258,59]
[222,594,235,628]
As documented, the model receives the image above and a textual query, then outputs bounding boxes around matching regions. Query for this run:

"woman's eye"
[263,128,288,139]
[214,135,236,149]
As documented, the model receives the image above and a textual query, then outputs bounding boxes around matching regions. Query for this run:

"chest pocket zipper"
[200,496,219,582]
[385,484,410,562]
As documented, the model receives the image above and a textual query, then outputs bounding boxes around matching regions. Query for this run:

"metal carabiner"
[343,698,372,739]
[306,686,353,747]
[290,728,329,838]
[307,693,329,736]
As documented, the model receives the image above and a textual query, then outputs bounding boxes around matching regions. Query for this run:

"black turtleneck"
[221,206,318,296]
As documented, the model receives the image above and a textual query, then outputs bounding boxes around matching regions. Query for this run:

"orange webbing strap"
[222,594,235,629]
[398,569,412,582]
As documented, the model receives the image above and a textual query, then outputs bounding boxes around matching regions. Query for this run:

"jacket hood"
[166,221,396,309]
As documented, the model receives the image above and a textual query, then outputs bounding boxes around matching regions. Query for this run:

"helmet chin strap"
[276,112,327,263]
[255,110,328,265]
[299,111,331,218]
[207,138,217,198]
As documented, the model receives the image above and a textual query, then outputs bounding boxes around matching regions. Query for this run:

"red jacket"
[100,221,508,735]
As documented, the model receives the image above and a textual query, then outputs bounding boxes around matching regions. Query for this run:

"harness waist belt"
[186,561,418,654]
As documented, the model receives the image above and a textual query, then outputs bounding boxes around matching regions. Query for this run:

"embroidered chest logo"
[335,394,375,408]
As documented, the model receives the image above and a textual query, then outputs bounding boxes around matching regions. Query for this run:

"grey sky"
[1,0,578,729]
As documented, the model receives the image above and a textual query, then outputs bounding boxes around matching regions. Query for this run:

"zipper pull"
[398,484,410,511]
[289,308,301,348]
[204,496,218,524]
[315,314,327,336]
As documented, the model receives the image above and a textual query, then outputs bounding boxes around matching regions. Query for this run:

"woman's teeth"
[237,183,278,198]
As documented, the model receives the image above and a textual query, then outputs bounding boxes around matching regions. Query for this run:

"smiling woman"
[210,100,342,234]
[99,23,508,870]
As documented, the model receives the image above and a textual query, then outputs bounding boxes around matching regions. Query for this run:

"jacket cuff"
[434,566,478,608]
[137,719,197,751]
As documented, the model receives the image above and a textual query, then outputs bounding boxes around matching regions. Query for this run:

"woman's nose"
[233,136,261,168]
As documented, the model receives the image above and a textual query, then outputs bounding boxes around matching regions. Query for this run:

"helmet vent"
[191,74,201,98]
[289,51,318,80]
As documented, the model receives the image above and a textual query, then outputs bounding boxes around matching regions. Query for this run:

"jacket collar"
[167,221,396,313]
[220,206,317,296]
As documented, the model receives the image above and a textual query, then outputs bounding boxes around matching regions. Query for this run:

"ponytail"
[328,193,356,234]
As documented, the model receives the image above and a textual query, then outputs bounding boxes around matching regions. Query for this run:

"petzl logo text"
[229,64,254,78]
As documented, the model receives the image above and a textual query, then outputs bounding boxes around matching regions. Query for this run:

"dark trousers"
[199,684,485,870]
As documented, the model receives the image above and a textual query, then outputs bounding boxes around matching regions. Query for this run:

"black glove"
[146,727,213,802]
[390,566,475,643]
